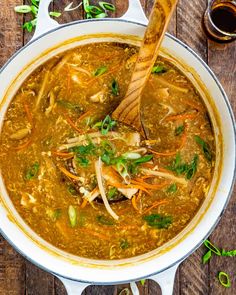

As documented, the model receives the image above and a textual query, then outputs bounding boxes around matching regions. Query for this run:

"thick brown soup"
[0,43,215,259]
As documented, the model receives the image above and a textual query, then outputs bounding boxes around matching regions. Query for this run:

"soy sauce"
[211,3,236,33]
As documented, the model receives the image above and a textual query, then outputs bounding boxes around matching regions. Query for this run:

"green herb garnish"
[175,125,185,136]
[99,2,116,12]
[57,100,82,112]
[24,162,39,180]
[218,272,231,288]
[107,187,118,200]
[76,157,89,167]
[166,183,177,193]
[47,208,62,222]
[120,238,129,249]
[93,66,108,77]
[68,205,77,227]
[152,65,167,74]
[97,215,114,226]
[143,214,172,229]
[83,0,115,19]
[194,135,212,162]
[111,79,119,96]
[202,239,236,264]
[14,0,61,32]
[94,115,117,135]
[68,184,77,195]
[140,279,146,286]
[71,142,96,155]
[167,153,198,180]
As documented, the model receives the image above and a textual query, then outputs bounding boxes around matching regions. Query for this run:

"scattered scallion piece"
[107,187,118,200]
[99,2,116,12]
[111,79,119,96]
[120,238,129,249]
[14,0,61,32]
[24,162,39,180]
[204,239,221,256]
[97,215,114,226]
[175,125,185,136]
[167,153,198,180]
[143,214,172,229]
[166,183,177,193]
[68,205,77,227]
[140,279,146,286]
[152,65,167,74]
[218,272,231,288]
[68,184,77,195]
[194,135,212,162]
[94,115,117,135]
[93,66,108,77]
[202,250,212,264]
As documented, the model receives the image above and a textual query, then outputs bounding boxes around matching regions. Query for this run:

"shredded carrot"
[106,179,152,196]
[81,198,88,209]
[52,151,74,159]
[164,112,197,122]
[58,166,82,181]
[132,195,140,212]
[77,110,93,123]
[142,200,169,215]
[79,227,109,241]
[12,139,32,151]
[131,180,169,190]
[66,117,83,134]
[24,104,33,125]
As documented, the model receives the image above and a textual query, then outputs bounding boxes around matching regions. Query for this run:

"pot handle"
[32,0,148,41]
[57,276,90,295]
[32,0,60,40]
[120,0,148,25]
[149,263,180,295]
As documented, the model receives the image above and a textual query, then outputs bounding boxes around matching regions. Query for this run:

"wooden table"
[0,1,235,294]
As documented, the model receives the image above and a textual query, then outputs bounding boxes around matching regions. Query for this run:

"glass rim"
[205,2,236,37]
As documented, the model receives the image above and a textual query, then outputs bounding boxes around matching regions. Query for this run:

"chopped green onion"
[99,2,116,12]
[175,125,185,136]
[76,157,89,167]
[140,279,146,286]
[116,161,130,183]
[107,187,118,200]
[152,65,167,74]
[68,205,77,227]
[94,115,117,135]
[221,249,236,256]
[93,66,108,77]
[122,152,141,160]
[202,250,212,264]
[24,162,39,180]
[95,12,107,18]
[68,184,77,195]
[166,183,177,193]
[143,214,172,229]
[14,5,32,13]
[49,11,62,17]
[111,79,119,96]
[97,215,114,226]
[194,135,212,162]
[218,272,231,288]
[204,240,221,256]
[120,238,129,249]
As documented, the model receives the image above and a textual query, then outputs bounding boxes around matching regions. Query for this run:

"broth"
[0,42,215,259]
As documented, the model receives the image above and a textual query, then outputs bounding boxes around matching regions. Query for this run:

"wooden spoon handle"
[112,0,178,132]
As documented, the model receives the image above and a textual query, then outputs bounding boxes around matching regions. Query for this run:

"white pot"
[0,1,235,294]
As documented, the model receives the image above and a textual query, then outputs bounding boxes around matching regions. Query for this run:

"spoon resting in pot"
[112,0,178,135]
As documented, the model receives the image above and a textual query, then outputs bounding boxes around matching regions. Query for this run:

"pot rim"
[0,18,235,284]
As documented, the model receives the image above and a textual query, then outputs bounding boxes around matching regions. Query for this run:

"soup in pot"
[0,42,215,259]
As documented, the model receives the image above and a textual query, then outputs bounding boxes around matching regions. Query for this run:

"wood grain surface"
[0,1,235,294]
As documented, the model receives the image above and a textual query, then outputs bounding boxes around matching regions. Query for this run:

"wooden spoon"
[112,0,178,135]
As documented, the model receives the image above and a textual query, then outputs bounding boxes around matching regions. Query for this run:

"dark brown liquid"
[211,3,236,33]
